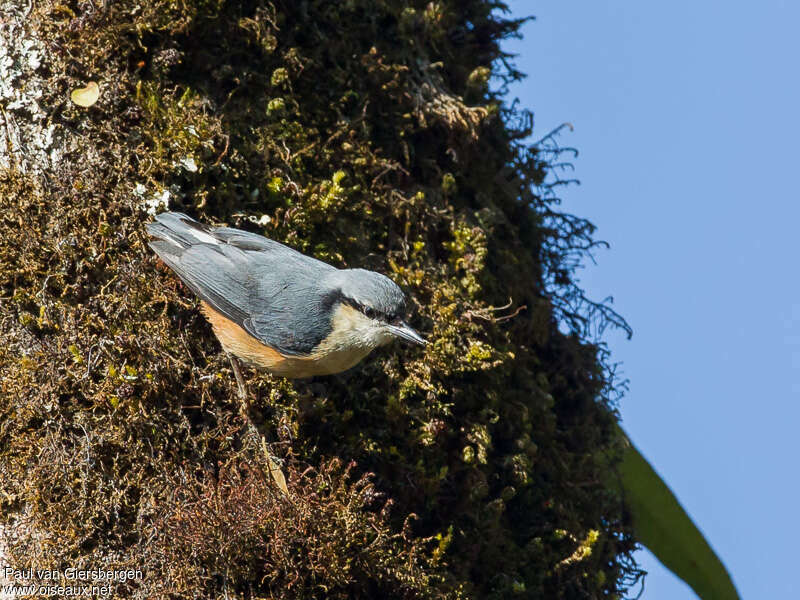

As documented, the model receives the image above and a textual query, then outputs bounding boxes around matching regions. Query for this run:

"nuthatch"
[147,212,425,398]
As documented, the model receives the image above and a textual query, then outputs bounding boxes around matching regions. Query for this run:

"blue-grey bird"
[146,212,425,397]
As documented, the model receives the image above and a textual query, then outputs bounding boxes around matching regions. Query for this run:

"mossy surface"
[1,1,640,598]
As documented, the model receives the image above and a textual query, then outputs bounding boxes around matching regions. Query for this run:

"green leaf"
[613,427,740,600]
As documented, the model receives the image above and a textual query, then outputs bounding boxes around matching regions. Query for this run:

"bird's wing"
[240,265,341,356]
[148,215,251,326]
[147,212,338,356]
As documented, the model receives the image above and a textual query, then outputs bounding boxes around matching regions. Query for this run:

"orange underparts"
[200,301,289,370]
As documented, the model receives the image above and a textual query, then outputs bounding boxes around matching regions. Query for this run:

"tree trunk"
[0,1,639,598]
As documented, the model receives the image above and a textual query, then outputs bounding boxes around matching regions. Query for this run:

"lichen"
[0,1,67,174]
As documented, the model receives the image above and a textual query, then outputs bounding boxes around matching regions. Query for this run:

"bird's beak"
[387,321,427,346]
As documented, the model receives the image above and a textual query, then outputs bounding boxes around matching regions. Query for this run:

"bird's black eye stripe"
[341,295,399,322]
[358,302,384,321]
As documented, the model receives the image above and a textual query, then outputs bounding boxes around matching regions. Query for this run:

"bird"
[146,211,426,398]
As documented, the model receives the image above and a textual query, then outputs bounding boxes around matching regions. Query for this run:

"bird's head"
[328,268,426,347]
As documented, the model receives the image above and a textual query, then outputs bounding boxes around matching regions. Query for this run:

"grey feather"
[326,269,407,319]
[147,212,348,355]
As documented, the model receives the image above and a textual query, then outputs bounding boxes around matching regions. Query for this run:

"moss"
[466,66,491,90]
[0,1,640,599]
[266,96,286,116]
[441,172,457,195]
[270,67,289,87]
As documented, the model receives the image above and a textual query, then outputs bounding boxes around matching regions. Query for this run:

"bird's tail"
[146,212,218,254]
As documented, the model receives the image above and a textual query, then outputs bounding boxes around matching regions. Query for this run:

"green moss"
[466,66,491,90]
[0,1,639,599]
[267,97,286,116]
[271,67,289,87]
[441,172,457,195]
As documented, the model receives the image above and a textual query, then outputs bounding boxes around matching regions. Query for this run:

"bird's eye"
[364,306,376,319]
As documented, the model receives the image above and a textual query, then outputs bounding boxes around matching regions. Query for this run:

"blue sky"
[502,2,799,598]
